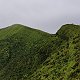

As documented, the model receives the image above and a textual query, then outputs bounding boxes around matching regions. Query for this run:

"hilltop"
[0,24,80,80]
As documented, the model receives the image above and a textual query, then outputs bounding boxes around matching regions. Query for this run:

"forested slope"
[0,24,80,80]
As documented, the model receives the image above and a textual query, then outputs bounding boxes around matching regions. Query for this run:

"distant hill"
[0,24,80,80]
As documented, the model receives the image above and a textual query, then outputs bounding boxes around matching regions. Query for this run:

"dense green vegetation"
[0,24,80,80]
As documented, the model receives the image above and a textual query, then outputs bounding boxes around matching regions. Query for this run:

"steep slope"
[0,24,55,80]
[0,24,80,80]
[26,24,80,80]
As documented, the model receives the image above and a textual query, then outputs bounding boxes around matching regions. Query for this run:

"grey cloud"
[0,0,80,33]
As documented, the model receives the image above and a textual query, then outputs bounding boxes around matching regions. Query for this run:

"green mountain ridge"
[0,24,80,80]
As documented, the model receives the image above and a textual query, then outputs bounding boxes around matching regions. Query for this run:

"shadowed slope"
[0,24,55,80]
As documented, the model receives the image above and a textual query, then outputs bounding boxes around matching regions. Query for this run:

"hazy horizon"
[0,0,80,33]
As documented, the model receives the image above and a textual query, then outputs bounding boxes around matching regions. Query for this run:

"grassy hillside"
[28,24,80,80]
[0,24,80,80]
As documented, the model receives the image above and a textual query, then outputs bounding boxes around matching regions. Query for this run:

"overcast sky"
[0,0,80,33]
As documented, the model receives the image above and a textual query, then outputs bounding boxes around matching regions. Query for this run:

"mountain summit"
[0,24,80,80]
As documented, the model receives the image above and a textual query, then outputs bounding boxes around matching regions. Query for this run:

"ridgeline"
[0,24,80,80]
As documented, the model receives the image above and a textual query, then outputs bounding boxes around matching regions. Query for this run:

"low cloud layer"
[0,0,80,33]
